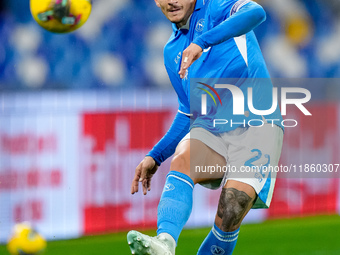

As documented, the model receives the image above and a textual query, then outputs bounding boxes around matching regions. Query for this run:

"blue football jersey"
[164,0,283,133]
[164,0,208,116]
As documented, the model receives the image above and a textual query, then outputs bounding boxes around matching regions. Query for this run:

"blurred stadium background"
[1,0,340,254]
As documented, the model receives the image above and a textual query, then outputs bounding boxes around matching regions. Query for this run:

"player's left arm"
[131,111,190,195]
[179,0,266,78]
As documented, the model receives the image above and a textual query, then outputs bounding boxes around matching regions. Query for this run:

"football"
[7,222,47,255]
[30,0,92,33]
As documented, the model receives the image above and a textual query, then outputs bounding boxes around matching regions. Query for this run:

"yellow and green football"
[7,222,47,255]
[30,0,92,33]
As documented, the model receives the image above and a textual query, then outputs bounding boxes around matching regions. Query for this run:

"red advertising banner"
[1,91,339,241]
[81,111,173,234]
[268,103,340,218]
[0,113,82,242]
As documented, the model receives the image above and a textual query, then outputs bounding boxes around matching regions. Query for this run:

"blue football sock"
[157,171,194,243]
[197,223,240,255]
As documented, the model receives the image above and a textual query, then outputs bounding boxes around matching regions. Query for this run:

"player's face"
[155,0,196,28]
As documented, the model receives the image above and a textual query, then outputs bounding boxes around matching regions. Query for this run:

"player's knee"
[217,188,254,232]
[170,153,191,177]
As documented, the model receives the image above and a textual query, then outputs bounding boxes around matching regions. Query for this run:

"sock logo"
[164,183,175,192]
[210,245,225,255]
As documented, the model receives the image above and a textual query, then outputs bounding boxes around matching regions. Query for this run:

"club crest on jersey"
[210,245,225,255]
[196,19,205,32]
[164,183,175,192]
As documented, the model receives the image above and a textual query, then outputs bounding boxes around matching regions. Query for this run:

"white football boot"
[127,230,175,255]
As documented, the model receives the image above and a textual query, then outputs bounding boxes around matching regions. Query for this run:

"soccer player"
[127,0,284,254]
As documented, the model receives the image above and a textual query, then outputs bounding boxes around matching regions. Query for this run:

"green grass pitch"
[1,215,340,254]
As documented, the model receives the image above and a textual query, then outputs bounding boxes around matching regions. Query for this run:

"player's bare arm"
[130,112,190,195]
[179,43,203,79]
[131,156,158,195]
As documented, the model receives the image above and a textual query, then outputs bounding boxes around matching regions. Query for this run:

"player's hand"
[179,43,203,79]
[131,156,158,195]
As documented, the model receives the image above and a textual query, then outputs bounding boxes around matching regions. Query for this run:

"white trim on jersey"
[234,35,248,66]
[266,177,275,207]
[178,110,193,117]
[230,0,251,16]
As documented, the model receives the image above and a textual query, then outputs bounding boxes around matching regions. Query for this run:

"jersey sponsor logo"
[196,19,205,32]
[175,52,182,64]
[164,183,175,192]
[210,245,225,255]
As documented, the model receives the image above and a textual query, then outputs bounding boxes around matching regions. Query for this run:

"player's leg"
[215,180,256,231]
[157,138,226,243]
[128,137,226,255]
[197,180,256,255]
[169,137,226,182]
[197,124,284,255]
